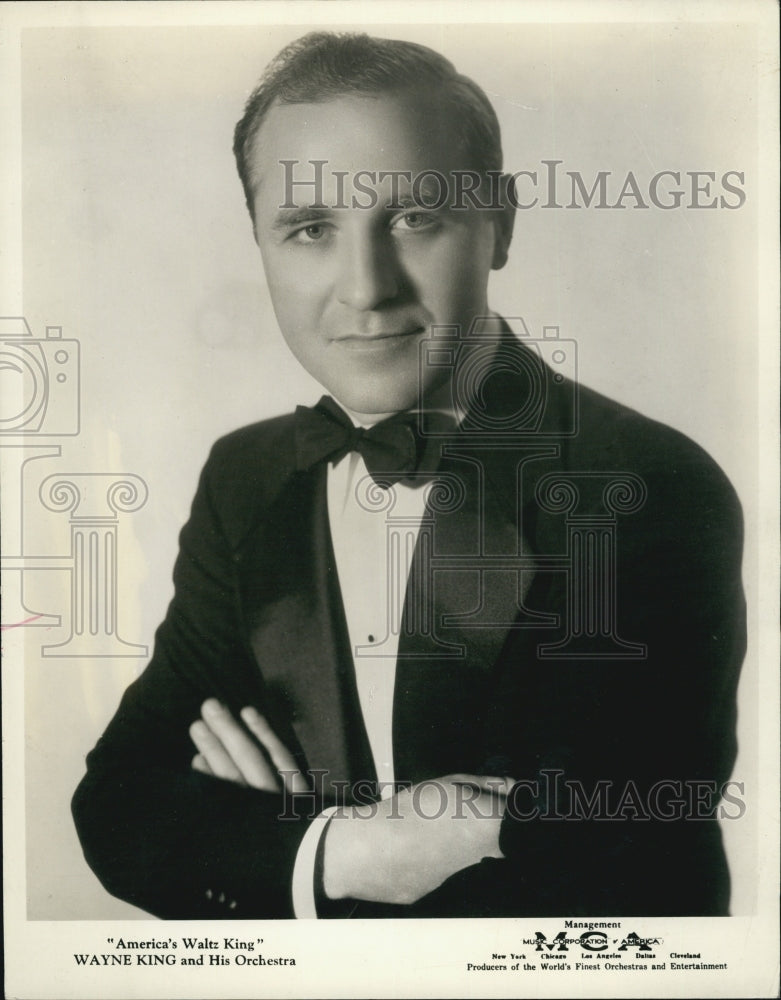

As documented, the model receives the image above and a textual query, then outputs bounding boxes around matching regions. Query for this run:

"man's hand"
[191,702,512,907]
[189,699,308,794]
[322,774,513,906]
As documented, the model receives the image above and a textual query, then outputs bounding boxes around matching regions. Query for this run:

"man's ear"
[490,174,517,271]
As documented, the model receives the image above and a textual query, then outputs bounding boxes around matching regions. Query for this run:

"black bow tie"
[294,396,424,487]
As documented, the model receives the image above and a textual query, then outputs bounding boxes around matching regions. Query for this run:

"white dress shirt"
[291,415,442,917]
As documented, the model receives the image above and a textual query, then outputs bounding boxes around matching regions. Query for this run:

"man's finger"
[446,774,516,796]
[189,719,246,784]
[199,699,281,791]
[191,753,215,777]
[240,706,309,794]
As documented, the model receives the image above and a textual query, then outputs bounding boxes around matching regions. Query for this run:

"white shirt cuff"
[291,806,340,919]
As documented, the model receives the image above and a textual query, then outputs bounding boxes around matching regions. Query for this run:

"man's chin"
[322,365,457,419]
[325,382,423,421]
[332,396,418,423]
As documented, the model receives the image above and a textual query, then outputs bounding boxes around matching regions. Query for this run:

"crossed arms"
[190,698,510,907]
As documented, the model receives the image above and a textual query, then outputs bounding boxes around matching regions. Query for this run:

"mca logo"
[533,930,663,953]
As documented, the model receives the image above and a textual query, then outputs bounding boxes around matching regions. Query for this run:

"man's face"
[248,92,511,416]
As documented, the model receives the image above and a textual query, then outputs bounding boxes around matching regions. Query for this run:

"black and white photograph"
[2,1,778,997]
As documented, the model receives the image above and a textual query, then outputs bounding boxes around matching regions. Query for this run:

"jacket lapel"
[392,440,536,784]
[392,324,577,784]
[235,464,376,800]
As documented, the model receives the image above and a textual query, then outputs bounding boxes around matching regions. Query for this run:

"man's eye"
[392,211,436,232]
[292,223,328,243]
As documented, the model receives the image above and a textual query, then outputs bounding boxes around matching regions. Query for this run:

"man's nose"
[336,233,401,311]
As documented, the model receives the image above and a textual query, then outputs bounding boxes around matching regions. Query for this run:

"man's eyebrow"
[271,207,333,230]
[390,192,446,211]
[390,174,451,210]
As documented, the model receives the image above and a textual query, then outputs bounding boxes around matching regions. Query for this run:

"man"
[72,32,745,919]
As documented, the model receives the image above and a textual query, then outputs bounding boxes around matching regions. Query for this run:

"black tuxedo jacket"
[72,333,745,919]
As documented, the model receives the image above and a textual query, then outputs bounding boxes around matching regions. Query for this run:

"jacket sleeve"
[71,442,317,919]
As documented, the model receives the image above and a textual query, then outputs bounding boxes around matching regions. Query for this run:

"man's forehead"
[247,93,467,192]
[257,90,454,138]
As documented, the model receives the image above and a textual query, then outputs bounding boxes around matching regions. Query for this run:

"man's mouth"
[334,326,425,346]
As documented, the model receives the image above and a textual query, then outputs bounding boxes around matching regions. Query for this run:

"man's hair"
[233,31,503,222]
